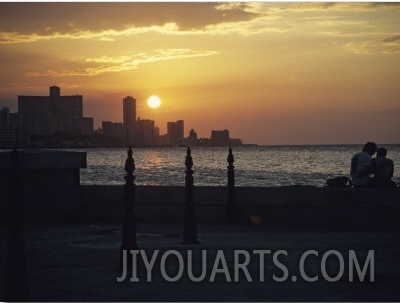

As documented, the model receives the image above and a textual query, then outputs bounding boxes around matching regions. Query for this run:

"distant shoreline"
[2,143,400,150]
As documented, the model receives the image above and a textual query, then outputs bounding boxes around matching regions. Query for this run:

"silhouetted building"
[199,138,211,145]
[188,129,198,140]
[0,107,26,147]
[208,129,243,146]
[82,117,94,135]
[123,95,136,145]
[136,118,155,146]
[167,120,184,146]
[102,121,123,141]
[182,128,199,146]
[49,85,60,97]
[154,126,160,139]
[0,106,10,125]
[210,129,230,145]
[0,107,16,147]
[157,134,169,146]
[18,86,92,136]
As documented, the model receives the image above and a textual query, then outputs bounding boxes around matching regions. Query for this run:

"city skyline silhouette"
[0,85,245,148]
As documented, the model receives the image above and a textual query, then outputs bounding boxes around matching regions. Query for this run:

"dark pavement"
[1,223,400,301]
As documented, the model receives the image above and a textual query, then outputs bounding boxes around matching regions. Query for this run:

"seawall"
[1,149,399,230]
[1,183,399,229]
[77,185,400,230]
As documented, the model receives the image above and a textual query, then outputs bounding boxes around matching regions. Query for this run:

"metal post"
[4,148,29,301]
[227,146,236,224]
[120,146,137,268]
[183,147,198,244]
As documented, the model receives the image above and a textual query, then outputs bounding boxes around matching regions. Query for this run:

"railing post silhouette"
[4,147,29,301]
[120,146,138,268]
[183,147,198,244]
[227,146,237,225]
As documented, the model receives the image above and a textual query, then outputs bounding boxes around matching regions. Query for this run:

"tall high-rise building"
[122,95,136,145]
[136,118,155,146]
[167,120,184,146]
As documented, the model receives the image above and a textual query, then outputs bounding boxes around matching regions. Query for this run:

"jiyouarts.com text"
[117,249,374,283]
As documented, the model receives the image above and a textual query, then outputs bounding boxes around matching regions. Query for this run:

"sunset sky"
[0,2,399,145]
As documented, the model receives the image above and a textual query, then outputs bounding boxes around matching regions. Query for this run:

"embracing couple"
[350,142,396,188]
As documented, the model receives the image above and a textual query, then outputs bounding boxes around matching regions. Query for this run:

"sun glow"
[147,95,161,109]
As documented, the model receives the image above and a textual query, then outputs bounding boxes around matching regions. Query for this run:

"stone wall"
[1,178,399,229]
[1,149,399,230]
[78,185,400,230]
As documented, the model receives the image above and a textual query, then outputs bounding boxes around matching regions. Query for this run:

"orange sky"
[0,2,399,145]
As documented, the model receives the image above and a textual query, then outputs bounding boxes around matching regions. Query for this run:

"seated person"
[371,147,397,188]
[350,142,377,187]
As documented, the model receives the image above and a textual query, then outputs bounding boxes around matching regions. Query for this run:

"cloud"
[315,21,376,38]
[0,3,257,36]
[2,2,399,45]
[381,48,400,55]
[23,49,218,77]
[383,35,400,43]
[317,31,372,38]
[315,19,373,28]
[0,13,289,44]
[0,3,292,44]
[0,23,183,44]
[364,3,400,10]
[215,3,248,11]
[344,41,377,55]
[269,2,400,12]
[343,40,400,56]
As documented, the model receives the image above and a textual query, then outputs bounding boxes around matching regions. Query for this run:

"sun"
[147,95,161,109]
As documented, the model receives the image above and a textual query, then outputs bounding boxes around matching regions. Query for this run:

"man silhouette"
[350,142,377,188]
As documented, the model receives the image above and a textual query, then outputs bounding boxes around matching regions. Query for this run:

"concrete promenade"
[1,223,400,301]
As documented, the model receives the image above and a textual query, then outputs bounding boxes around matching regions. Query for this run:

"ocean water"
[76,145,400,187]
